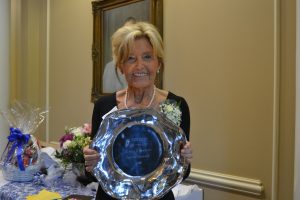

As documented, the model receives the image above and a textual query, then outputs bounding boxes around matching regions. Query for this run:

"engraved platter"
[91,108,188,200]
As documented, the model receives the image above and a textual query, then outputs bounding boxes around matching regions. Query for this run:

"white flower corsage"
[159,99,182,126]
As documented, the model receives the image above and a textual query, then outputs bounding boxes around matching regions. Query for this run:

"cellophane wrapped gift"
[0,101,46,182]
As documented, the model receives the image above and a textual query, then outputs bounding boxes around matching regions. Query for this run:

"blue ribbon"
[6,127,31,171]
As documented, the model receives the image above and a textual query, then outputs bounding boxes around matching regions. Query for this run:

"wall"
[49,0,93,141]
[164,0,295,199]
[0,0,10,154]
[278,0,296,199]
[10,0,296,199]
[295,0,300,198]
[10,0,94,142]
[9,0,48,140]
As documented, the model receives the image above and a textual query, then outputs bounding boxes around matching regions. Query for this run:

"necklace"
[124,86,156,109]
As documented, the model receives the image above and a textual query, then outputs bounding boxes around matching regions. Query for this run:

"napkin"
[26,189,61,200]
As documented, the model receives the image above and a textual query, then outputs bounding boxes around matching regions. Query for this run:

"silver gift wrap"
[91,108,188,200]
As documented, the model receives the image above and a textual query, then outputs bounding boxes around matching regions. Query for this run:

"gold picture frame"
[91,0,163,102]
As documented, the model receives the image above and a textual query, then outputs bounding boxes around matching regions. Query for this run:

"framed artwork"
[91,0,163,102]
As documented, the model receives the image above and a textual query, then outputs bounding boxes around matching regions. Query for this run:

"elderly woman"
[84,21,193,200]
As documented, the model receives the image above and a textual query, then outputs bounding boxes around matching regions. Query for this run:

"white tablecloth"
[0,148,203,200]
[173,184,203,200]
[0,172,8,187]
[0,172,203,200]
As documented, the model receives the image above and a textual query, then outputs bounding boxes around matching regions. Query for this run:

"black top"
[91,92,191,200]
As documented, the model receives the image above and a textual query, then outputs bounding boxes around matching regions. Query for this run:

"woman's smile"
[132,71,149,77]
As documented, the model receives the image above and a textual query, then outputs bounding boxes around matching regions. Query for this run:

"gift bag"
[0,101,47,182]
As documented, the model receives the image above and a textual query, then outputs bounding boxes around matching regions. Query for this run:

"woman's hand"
[83,146,100,172]
[181,141,193,164]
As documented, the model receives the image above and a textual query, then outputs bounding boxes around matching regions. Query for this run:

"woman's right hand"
[83,146,100,172]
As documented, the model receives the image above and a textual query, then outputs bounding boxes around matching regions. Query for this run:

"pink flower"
[82,123,92,135]
[59,133,74,147]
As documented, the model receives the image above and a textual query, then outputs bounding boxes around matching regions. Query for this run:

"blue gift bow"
[6,127,31,171]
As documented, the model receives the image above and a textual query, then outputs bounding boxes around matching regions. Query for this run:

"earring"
[157,70,160,74]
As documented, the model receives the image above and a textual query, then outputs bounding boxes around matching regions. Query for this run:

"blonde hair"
[111,21,164,68]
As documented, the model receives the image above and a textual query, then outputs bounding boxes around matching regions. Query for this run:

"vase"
[71,163,85,177]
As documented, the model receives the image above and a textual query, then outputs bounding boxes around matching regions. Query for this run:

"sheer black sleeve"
[179,97,190,141]
[91,93,117,139]
[167,92,191,180]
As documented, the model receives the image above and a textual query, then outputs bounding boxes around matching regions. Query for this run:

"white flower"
[69,141,76,148]
[159,100,182,126]
[166,105,174,112]
[62,140,72,149]
[71,127,84,137]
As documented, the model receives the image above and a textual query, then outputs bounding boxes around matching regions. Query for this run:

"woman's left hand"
[181,141,193,164]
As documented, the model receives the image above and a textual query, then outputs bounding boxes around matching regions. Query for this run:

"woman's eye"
[126,56,136,63]
[142,54,153,61]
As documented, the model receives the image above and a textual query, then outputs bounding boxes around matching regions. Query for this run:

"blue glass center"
[113,124,163,176]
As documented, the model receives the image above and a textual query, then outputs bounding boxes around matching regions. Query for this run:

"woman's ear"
[158,58,163,68]
[158,62,162,72]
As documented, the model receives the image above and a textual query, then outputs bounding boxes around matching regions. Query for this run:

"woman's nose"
[135,57,145,69]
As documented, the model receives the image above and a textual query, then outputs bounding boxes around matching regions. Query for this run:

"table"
[0,172,95,200]
[0,170,203,200]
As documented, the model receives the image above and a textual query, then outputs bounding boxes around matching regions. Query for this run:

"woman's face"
[119,37,160,89]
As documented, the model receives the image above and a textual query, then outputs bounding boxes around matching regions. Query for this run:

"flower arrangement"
[55,123,91,167]
[159,100,182,126]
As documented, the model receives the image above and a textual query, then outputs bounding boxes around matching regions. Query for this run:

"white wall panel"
[0,0,10,154]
